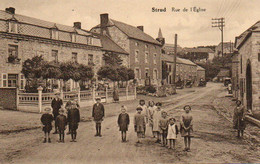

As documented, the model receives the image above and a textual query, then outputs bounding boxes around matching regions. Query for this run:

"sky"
[2,0,259,47]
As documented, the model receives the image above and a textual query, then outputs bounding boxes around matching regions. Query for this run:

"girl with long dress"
[233,100,246,138]
[180,105,193,152]
[148,101,157,137]
[117,106,130,142]
[153,102,162,143]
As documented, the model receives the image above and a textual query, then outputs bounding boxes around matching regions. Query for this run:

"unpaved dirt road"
[7,83,260,163]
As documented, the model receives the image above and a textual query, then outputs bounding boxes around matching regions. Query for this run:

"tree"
[103,53,123,67]
[22,55,46,79]
[59,61,78,82]
[97,66,119,82]
[127,68,135,81]
[78,64,94,81]
[42,62,61,80]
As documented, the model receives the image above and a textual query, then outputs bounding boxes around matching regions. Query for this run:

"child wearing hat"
[167,117,179,150]
[56,108,67,143]
[134,107,145,143]
[92,97,105,137]
[117,105,130,142]
[180,105,193,152]
[159,111,168,147]
[41,107,54,143]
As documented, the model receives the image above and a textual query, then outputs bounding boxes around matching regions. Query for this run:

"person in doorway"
[180,105,193,152]
[67,101,80,142]
[56,108,67,143]
[233,100,246,138]
[41,107,54,143]
[134,107,145,144]
[51,92,63,134]
[117,105,130,142]
[92,97,105,137]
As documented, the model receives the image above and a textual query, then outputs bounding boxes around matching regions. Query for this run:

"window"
[72,52,78,63]
[145,44,148,49]
[145,52,148,63]
[135,68,140,79]
[240,56,242,74]
[1,73,7,87]
[51,30,59,39]
[83,54,87,60]
[135,50,139,62]
[71,33,76,42]
[8,74,18,87]
[19,74,25,90]
[8,45,18,58]
[258,53,260,62]
[52,50,58,63]
[153,69,158,79]
[135,42,139,46]
[88,37,93,45]
[88,54,94,65]
[154,54,157,64]
[169,65,172,72]
[8,22,18,33]
[145,68,149,78]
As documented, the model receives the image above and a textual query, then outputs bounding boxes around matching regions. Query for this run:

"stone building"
[161,54,197,85]
[234,21,260,113]
[215,42,234,57]
[91,14,162,86]
[0,8,129,91]
[196,66,206,82]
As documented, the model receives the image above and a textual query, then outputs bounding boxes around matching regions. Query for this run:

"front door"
[246,63,252,110]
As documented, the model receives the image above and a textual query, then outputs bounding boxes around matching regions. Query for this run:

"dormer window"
[71,33,76,42]
[8,21,18,33]
[51,29,59,39]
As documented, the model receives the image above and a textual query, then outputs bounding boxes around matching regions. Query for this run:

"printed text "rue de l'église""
[152,7,206,13]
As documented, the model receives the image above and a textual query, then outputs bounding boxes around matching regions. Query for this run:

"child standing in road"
[68,101,80,142]
[180,105,193,152]
[148,101,157,137]
[159,111,168,147]
[56,108,67,143]
[138,99,148,137]
[41,107,54,143]
[134,107,145,143]
[153,102,162,143]
[117,105,130,142]
[167,117,179,150]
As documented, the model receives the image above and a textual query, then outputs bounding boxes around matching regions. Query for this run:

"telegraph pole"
[212,18,225,57]
[173,34,177,92]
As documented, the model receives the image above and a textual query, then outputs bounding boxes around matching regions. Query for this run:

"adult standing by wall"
[92,97,105,137]
[233,100,246,138]
[51,92,63,134]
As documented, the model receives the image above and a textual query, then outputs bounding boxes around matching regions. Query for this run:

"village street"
[1,83,257,164]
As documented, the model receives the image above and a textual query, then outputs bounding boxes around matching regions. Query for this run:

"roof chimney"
[5,7,15,14]
[100,13,109,28]
[73,22,81,29]
[137,26,144,32]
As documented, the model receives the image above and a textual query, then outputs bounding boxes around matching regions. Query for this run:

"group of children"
[117,99,193,152]
[40,99,80,143]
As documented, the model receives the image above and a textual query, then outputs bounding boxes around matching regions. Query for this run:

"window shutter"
[19,74,25,90]
[2,73,7,87]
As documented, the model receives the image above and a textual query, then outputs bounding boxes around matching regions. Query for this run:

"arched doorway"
[246,60,252,110]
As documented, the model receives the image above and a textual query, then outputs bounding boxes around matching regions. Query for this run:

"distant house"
[91,14,162,86]
[197,66,206,83]
[234,21,260,113]
[215,42,235,57]
[182,47,215,63]
[216,68,230,82]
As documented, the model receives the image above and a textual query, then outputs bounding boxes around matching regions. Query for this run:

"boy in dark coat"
[41,107,54,143]
[56,108,67,143]
[117,105,130,142]
[92,97,105,137]
[51,92,63,134]
[67,101,80,142]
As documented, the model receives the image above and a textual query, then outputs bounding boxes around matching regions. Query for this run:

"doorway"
[246,61,252,110]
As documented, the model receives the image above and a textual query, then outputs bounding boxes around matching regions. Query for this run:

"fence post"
[77,87,81,103]
[126,84,128,100]
[37,86,43,113]
[134,84,137,99]
[93,85,96,102]
[105,85,108,103]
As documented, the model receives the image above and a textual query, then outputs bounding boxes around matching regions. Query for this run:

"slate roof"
[184,47,214,53]
[0,10,92,36]
[161,54,197,66]
[98,35,128,54]
[92,18,161,45]
[163,43,183,53]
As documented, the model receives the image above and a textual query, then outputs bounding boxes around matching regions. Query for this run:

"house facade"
[0,8,130,91]
[161,54,197,85]
[234,21,260,113]
[196,66,206,82]
[215,42,234,57]
[91,14,162,86]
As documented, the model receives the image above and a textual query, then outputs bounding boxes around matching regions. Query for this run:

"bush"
[146,85,156,93]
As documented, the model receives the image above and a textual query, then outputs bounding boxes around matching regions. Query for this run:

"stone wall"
[0,88,17,110]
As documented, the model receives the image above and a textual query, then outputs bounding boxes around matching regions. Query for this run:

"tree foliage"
[103,53,123,66]
[22,55,46,79]
[78,64,94,82]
